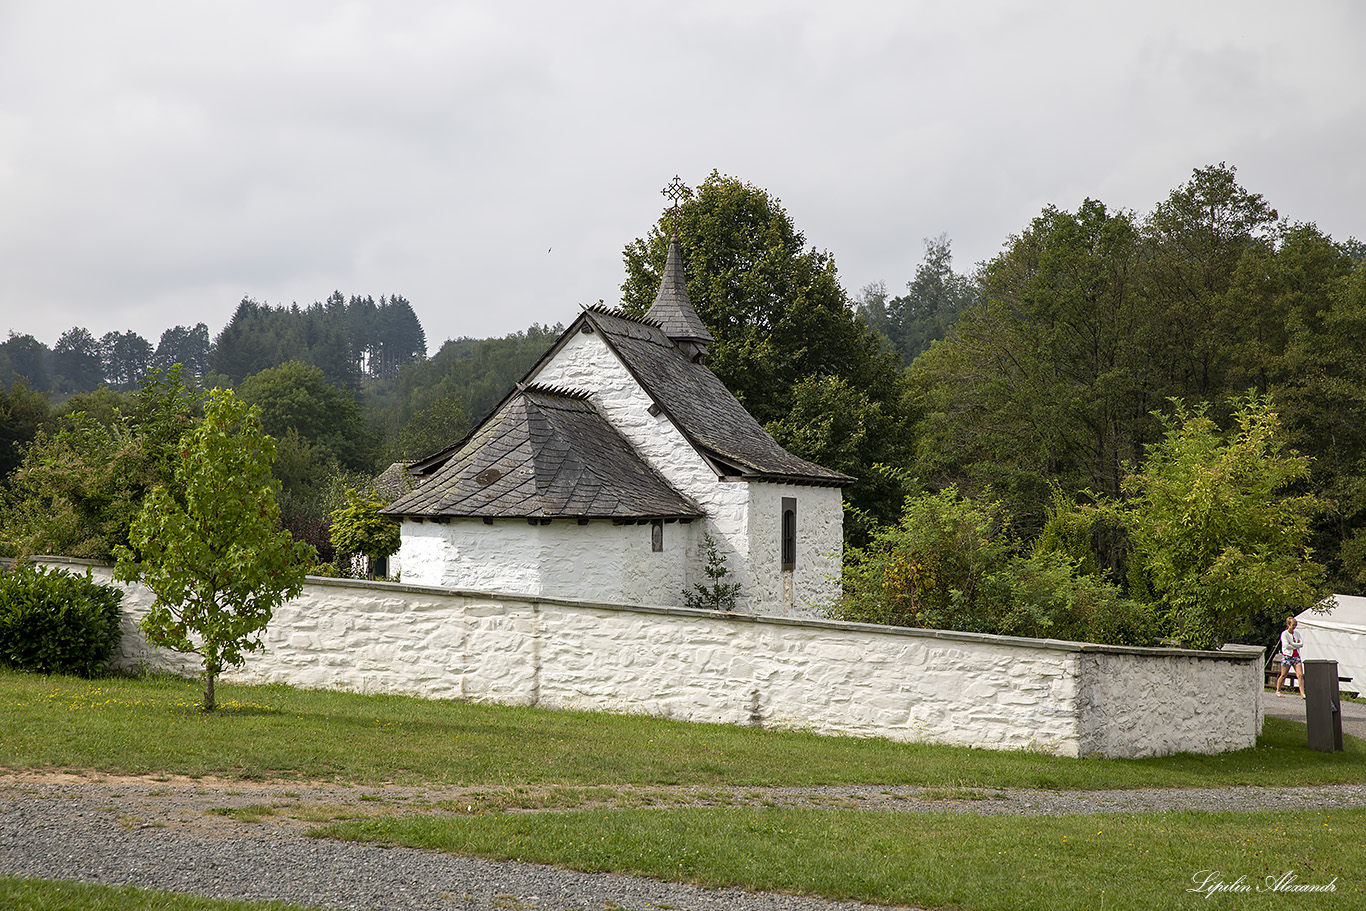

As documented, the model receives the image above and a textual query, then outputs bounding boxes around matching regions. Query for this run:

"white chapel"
[382,234,852,617]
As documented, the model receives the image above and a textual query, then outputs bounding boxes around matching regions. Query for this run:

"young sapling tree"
[115,388,314,711]
[683,532,741,612]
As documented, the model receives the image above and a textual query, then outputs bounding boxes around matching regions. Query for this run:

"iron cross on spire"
[661,175,692,237]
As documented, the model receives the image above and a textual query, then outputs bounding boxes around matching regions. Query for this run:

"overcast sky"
[2,1,1363,353]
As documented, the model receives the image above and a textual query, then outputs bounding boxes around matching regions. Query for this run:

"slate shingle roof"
[390,233,853,518]
[372,460,418,502]
[382,386,703,521]
[643,237,713,344]
[581,308,854,487]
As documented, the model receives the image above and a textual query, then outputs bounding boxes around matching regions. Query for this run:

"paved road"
[1262,690,1366,741]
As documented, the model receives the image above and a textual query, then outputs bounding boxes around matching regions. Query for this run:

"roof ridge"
[581,308,677,346]
[521,382,592,401]
[581,303,667,332]
[581,302,634,320]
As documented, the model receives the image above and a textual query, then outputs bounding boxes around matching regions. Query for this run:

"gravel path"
[5,773,1366,910]
[0,784,879,911]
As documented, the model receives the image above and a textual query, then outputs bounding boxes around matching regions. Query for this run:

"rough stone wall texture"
[56,559,1265,759]
[398,517,687,606]
[744,482,843,617]
[1075,649,1266,758]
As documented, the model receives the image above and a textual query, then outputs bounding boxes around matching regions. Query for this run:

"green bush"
[834,487,1012,633]
[328,488,400,578]
[1110,395,1326,649]
[832,488,1155,646]
[0,563,123,676]
[988,552,1156,646]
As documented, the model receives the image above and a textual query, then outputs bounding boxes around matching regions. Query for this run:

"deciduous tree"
[393,388,469,461]
[237,361,375,472]
[0,333,50,392]
[153,324,210,376]
[0,381,50,481]
[99,330,153,389]
[115,389,314,711]
[1,368,199,560]
[862,235,978,365]
[1257,229,1366,590]
[620,172,913,538]
[1114,395,1326,649]
[2,414,151,560]
[52,328,104,392]
[621,172,901,427]
[1145,162,1280,398]
[328,488,400,577]
[911,199,1158,529]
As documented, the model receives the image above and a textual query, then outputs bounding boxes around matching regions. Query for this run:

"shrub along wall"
[42,558,1264,759]
[0,562,122,676]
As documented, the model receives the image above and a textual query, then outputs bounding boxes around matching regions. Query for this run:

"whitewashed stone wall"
[744,482,844,618]
[57,558,1265,759]
[529,328,751,605]
[1074,649,1265,758]
[398,516,688,606]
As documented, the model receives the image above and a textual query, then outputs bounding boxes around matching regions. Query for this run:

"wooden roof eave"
[385,509,703,523]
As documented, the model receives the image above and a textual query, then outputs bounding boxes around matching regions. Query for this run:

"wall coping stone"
[28,555,1263,665]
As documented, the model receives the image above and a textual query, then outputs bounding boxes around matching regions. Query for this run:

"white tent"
[1294,595,1366,694]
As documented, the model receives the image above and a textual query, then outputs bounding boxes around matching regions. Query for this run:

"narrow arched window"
[781,497,796,571]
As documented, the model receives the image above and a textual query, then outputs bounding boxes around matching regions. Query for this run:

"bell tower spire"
[644,177,713,359]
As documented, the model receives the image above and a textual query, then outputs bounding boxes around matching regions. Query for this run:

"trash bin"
[1303,659,1343,753]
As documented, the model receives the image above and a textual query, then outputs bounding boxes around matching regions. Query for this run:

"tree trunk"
[203,664,217,712]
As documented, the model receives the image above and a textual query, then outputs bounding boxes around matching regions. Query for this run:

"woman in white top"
[1275,615,1305,699]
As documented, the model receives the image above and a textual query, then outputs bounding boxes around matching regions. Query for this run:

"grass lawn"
[4,668,1365,910]
[317,807,1365,911]
[0,877,322,911]
[3,668,1365,790]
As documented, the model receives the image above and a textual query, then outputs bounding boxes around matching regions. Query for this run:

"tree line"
[909,165,1366,590]
[1,163,1359,652]
[0,292,427,397]
[1,324,211,393]
[0,296,559,568]
[621,167,1362,650]
[210,293,426,391]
